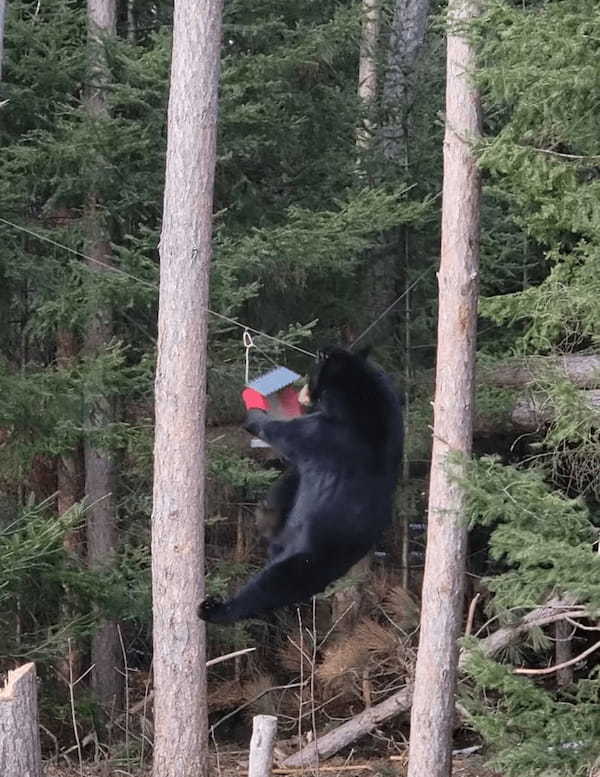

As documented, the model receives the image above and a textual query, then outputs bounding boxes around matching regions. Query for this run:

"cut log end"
[0,663,42,777]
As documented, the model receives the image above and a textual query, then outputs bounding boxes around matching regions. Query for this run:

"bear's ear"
[355,345,371,361]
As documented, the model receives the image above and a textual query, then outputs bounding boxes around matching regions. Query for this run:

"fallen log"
[478,354,600,390]
[281,598,585,767]
[473,389,600,435]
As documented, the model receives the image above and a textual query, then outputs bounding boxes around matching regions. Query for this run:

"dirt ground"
[44,750,502,777]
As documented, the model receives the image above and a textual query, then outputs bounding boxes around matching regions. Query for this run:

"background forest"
[1,0,600,775]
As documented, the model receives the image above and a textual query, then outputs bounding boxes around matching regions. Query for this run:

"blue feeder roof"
[247,366,301,396]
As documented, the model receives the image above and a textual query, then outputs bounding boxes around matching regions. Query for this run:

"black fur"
[198,347,403,623]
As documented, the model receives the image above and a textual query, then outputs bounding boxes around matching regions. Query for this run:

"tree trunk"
[56,328,83,550]
[0,0,6,82]
[83,0,122,713]
[151,0,223,775]
[0,663,42,777]
[249,715,277,777]
[382,0,431,160]
[554,620,574,688]
[356,0,380,154]
[55,328,84,683]
[406,1,481,774]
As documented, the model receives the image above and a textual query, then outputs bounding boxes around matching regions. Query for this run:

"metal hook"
[244,329,255,384]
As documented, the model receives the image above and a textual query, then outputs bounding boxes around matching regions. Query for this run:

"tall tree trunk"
[57,328,83,548]
[356,0,380,155]
[382,0,431,161]
[406,0,481,774]
[338,1,380,616]
[0,0,5,82]
[151,0,223,775]
[554,620,574,688]
[56,329,84,683]
[83,0,122,713]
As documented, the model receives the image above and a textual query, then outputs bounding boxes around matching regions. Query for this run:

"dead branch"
[282,598,589,767]
[464,594,481,637]
[513,639,600,676]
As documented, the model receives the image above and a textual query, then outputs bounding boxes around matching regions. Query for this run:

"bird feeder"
[246,366,302,448]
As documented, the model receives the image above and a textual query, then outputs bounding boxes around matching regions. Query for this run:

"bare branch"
[514,639,600,676]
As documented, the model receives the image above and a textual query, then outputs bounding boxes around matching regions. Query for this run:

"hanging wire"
[0,215,434,358]
[350,264,435,348]
[0,215,316,357]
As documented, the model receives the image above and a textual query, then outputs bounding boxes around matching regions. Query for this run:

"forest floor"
[45,750,502,777]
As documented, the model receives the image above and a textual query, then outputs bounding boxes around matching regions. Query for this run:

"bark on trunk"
[382,0,431,160]
[56,328,83,550]
[56,328,84,684]
[151,1,223,775]
[249,715,277,777]
[0,0,6,82]
[83,0,122,713]
[0,663,42,777]
[406,0,481,774]
[554,620,574,688]
[356,0,380,153]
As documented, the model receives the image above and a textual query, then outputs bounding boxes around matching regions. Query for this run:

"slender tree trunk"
[0,0,6,82]
[56,328,83,549]
[56,329,84,683]
[151,1,223,775]
[83,0,122,713]
[334,0,382,627]
[356,0,380,154]
[406,0,481,774]
[126,0,136,43]
[382,0,431,160]
[554,620,574,687]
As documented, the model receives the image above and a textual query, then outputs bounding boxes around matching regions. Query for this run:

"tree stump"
[249,714,277,777]
[0,663,42,777]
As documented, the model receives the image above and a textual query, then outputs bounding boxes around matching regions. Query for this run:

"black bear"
[198,346,403,624]
[254,465,301,544]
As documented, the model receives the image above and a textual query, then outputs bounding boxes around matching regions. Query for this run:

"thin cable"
[350,264,435,348]
[0,215,158,291]
[0,215,317,358]
[206,310,316,357]
[1,215,433,358]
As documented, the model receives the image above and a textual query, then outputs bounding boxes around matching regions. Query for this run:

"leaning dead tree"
[0,663,42,777]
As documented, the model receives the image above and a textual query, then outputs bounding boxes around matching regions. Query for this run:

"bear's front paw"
[198,595,228,623]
